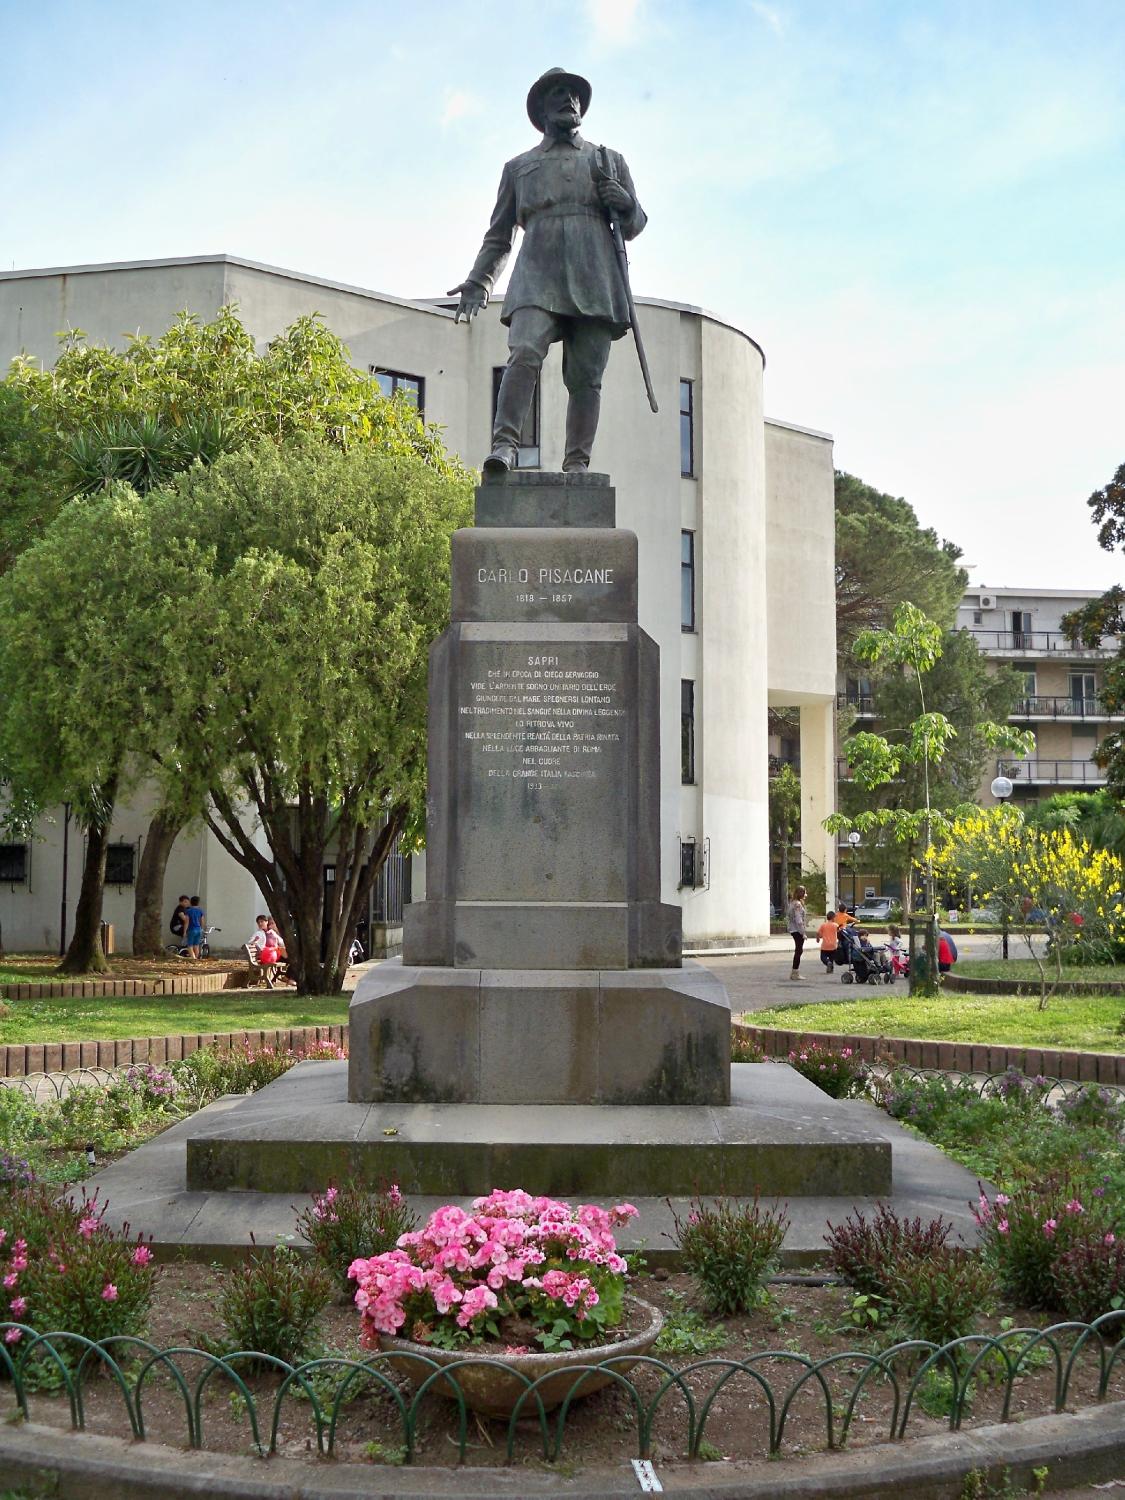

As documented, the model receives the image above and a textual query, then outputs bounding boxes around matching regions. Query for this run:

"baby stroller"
[839,928,895,984]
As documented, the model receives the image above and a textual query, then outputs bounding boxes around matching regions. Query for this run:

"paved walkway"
[708,929,1020,1017]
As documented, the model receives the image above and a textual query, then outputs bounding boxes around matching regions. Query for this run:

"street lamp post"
[847,830,861,913]
[991,774,1014,960]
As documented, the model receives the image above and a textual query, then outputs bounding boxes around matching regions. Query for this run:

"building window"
[1011,610,1032,649]
[0,844,27,884]
[681,679,696,784]
[1070,671,1097,712]
[105,843,135,886]
[370,367,425,416]
[492,367,540,468]
[680,839,697,889]
[972,610,983,625]
[679,379,694,477]
[681,530,695,631]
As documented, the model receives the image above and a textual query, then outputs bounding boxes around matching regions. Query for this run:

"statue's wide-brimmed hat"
[526,67,592,129]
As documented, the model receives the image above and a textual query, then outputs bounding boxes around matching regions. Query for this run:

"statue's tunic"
[464,133,646,339]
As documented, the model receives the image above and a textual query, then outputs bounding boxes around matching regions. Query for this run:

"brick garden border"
[0,1023,347,1078]
[945,973,1125,997]
[0,969,244,1000]
[733,1019,1125,1085]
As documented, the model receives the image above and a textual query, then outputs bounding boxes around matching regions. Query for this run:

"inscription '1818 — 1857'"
[459,652,625,792]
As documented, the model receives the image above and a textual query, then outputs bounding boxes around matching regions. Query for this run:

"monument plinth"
[348,472,731,1106]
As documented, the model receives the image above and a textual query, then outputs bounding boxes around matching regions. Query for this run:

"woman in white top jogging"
[786,885,808,980]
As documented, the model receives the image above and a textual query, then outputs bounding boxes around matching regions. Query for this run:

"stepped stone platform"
[184,1059,889,1198]
[86,1063,984,1266]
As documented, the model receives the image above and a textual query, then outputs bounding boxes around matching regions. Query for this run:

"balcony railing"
[837,693,876,715]
[1009,695,1117,720]
[970,629,1117,655]
[996,758,1107,786]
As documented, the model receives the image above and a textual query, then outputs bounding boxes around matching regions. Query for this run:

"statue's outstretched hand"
[447,282,488,324]
[596,177,633,215]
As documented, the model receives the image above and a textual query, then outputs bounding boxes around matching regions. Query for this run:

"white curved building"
[0,255,837,950]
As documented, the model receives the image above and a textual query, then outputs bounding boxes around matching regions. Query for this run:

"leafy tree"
[835,471,968,661]
[1,438,470,994]
[2,308,467,959]
[0,496,151,971]
[931,807,1124,1008]
[1025,790,1125,858]
[838,627,1026,900]
[768,763,801,913]
[825,604,1032,924]
[0,385,64,574]
[1063,587,1125,800]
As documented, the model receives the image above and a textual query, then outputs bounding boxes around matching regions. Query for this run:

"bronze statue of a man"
[449,67,646,474]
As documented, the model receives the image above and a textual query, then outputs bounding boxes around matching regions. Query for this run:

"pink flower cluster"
[348,1189,637,1345]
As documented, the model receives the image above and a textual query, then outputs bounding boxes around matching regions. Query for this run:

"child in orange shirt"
[817,913,839,970]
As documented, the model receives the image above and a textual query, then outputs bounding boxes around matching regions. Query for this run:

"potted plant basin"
[375,1295,664,1418]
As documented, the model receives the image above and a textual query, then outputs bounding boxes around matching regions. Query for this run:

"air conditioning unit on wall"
[979,594,996,610]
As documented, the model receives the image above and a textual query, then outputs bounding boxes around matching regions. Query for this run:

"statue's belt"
[521,206,608,223]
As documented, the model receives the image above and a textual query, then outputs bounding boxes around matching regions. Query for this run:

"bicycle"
[165,925,222,959]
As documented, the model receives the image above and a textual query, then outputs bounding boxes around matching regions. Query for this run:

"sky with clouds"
[2,0,1124,590]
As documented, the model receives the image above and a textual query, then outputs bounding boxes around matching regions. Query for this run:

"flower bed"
[1,1260,1122,1470]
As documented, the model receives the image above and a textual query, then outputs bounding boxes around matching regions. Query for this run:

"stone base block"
[347,959,729,1105]
[402,900,682,969]
[186,1062,892,1199]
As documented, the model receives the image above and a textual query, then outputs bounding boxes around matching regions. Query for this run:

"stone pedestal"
[348,960,730,1106]
[349,471,724,1106]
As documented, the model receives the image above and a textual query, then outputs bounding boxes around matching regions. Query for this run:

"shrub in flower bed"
[0,1185,154,1353]
[824,1204,996,1345]
[786,1043,867,1099]
[1056,1083,1125,1135]
[216,1243,334,1366]
[975,1178,1121,1318]
[1052,1232,1125,1323]
[825,1204,953,1300]
[294,1182,417,1299]
[879,1069,1124,1197]
[671,1194,789,1315]
[349,1189,638,1353]
[170,1039,346,1109]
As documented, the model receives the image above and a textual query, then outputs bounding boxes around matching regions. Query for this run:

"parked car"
[853,896,895,922]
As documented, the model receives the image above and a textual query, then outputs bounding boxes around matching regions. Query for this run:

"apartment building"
[957,587,1119,805]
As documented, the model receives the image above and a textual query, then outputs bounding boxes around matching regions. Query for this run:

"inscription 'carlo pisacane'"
[476,565,615,584]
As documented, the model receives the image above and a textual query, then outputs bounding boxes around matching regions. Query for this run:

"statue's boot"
[484,361,539,472]
[562,389,600,472]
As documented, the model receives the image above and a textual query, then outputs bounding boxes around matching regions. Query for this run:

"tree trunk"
[59,809,115,975]
[132,808,186,957]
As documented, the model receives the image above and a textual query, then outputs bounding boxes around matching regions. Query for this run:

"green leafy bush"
[0,1185,154,1354]
[670,1195,789,1315]
[786,1043,867,1099]
[294,1182,417,1299]
[889,1247,998,1345]
[171,1043,296,1106]
[731,1034,765,1063]
[217,1244,333,1366]
[651,1290,728,1355]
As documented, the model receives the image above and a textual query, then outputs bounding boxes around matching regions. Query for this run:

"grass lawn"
[0,953,239,984]
[748,990,1125,1052]
[0,992,350,1043]
[957,958,1125,984]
